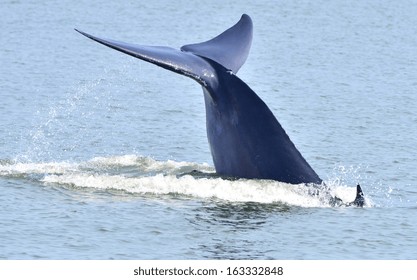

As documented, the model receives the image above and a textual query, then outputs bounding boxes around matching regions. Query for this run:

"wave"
[0,155,365,207]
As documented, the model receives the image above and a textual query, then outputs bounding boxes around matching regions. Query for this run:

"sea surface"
[1,0,416,259]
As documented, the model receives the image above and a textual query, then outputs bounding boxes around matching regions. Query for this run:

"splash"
[0,155,365,207]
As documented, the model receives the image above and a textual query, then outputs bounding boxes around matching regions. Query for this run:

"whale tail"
[75,14,252,86]
[74,14,324,185]
[75,14,364,196]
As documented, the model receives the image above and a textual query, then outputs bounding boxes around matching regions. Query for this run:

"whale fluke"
[181,14,253,73]
[74,29,217,89]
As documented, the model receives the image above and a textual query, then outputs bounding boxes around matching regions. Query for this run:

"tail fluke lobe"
[74,29,217,88]
[181,14,253,73]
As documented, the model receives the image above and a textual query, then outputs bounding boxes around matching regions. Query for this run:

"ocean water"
[1,0,416,259]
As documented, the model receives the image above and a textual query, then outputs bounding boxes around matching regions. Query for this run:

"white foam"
[1,156,363,207]
[87,155,213,174]
[0,161,77,176]
[41,172,325,206]
[88,155,143,166]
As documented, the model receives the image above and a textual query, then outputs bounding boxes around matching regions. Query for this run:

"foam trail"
[86,155,213,174]
[1,155,366,207]
[42,173,325,206]
[0,160,78,176]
